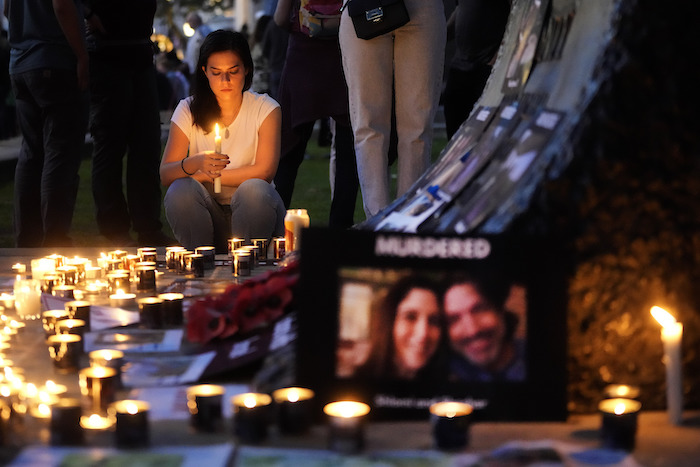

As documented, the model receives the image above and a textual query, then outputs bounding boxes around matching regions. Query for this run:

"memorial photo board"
[297,228,568,421]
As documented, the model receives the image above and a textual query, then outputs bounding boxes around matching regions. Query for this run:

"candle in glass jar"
[80,366,118,415]
[272,387,315,435]
[110,290,137,309]
[50,398,85,446]
[231,393,272,444]
[187,384,225,432]
[599,398,641,451]
[110,400,150,448]
[323,400,370,454]
[429,401,473,450]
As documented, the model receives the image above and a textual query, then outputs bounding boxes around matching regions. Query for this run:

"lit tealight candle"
[0,293,14,310]
[214,123,222,193]
[604,384,641,400]
[323,400,371,454]
[110,400,151,448]
[429,401,473,450]
[231,392,272,444]
[44,380,68,396]
[650,306,683,425]
[109,290,137,309]
[599,398,641,451]
[272,387,315,435]
[80,412,114,430]
[187,384,225,432]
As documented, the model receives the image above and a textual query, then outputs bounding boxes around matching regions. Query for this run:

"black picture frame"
[296,228,568,422]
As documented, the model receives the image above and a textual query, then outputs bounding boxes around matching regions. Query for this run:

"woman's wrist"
[181,157,195,176]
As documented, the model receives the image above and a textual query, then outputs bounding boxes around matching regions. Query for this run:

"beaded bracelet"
[181,157,195,176]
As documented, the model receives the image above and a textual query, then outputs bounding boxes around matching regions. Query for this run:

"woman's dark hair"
[360,275,443,379]
[190,29,254,132]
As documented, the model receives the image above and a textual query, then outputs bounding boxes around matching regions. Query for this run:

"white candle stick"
[214,123,222,194]
[651,306,683,425]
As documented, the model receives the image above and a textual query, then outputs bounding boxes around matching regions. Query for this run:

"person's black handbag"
[346,0,410,40]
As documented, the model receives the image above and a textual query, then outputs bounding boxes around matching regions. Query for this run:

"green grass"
[0,133,448,247]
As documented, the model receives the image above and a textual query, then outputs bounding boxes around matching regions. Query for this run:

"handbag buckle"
[365,7,384,23]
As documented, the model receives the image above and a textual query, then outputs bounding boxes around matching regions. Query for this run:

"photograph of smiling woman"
[349,274,447,382]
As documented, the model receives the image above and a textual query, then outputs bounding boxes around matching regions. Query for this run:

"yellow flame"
[126,403,139,415]
[651,306,676,328]
[614,403,626,415]
[244,395,257,408]
[287,389,300,403]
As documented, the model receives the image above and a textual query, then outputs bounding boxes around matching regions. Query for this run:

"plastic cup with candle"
[651,306,684,425]
[231,392,272,444]
[110,400,151,448]
[272,387,315,435]
[214,123,222,193]
[323,400,371,454]
[187,384,225,432]
[599,398,641,451]
[430,401,473,450]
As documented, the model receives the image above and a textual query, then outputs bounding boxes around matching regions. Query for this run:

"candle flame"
[126,403,139,414]
[244,395,257,408]
[0,385,10,397]
[614,403,626,415]
[651,306,676,328]
[89,413,103,423]
[38,403,51,417]
[287,389,300,403]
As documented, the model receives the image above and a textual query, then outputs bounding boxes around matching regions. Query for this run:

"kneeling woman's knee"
[231,178,273,207]
[164,178,202,212]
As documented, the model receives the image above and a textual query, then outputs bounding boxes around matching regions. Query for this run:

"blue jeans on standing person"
[164,177,286,253]
[89,60,164,241]
[11,68,88,247]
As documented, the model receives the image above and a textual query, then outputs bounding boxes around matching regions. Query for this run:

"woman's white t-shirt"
[171,91,279,203]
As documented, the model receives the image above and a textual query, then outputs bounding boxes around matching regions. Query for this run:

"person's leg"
[328,118,359,229]
[125,65,166,238]
[39,69,89,247]
[12,72,45,247]
[339,10,394,218]
[164,177,226,251]
[230,178,286,243]
[89,61,132,241]
[393,0,446,196]
[273,120,315,208]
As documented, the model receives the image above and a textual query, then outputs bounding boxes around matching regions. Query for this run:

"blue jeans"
[11,68,88,247]
[89,60,163,237]
[164,177,286,252]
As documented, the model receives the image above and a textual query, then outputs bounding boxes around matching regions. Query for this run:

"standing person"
[85,0,173,246]
[272,0,359,229]
[443,0,511,139]
[339,0,446,219]
[184,12,211,77]
[6,0,89,247]
[160,30,286,252]
[443,272,525,382]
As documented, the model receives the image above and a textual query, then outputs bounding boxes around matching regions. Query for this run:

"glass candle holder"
[135,265,157,292]
[187,384,225,432]
[110,400,150,449]
[323,401,370,454]
[272,387,315,435]
[195,246,216,270]
[233,250,251,277]
[429,401,473,450]
[166,246,186,270]
[231,393,272,444]
[50,398,85,446]
[138,247,158,263]
[109,291,137,309]
[90,349,125,389]
[604,384,641,400]
[599,398,641,452]
[47,333,82,373]
[138,297,164,329]
[53,285,76,300]
[13,279,42,319]
[228,238,245,259]
[273,237,286,262]
[80,366,119,415]
[158,293,184,327]
[41,274,61,294]
[65,300,91,329]
[252,239,269,265]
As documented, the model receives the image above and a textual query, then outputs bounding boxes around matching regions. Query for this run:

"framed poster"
[296,228,567,421]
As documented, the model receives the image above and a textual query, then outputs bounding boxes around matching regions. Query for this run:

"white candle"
[214,123,222,193]
[651,306,683,425]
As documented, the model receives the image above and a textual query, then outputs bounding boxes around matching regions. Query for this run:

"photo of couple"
[336,268,527,384]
